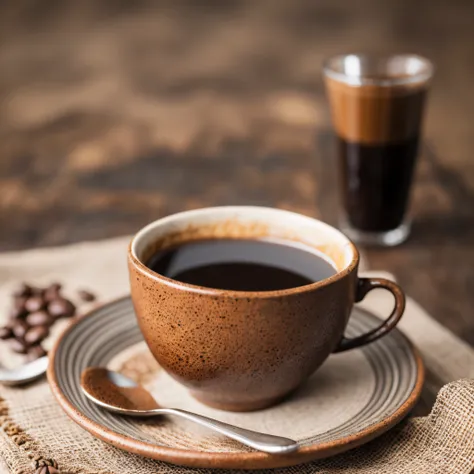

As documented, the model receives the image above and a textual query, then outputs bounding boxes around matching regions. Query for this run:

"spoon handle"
[158,408,298,455]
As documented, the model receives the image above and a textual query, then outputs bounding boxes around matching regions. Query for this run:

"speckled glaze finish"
[128,207,406,411]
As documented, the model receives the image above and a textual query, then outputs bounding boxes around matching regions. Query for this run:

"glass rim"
[323,53,434,87]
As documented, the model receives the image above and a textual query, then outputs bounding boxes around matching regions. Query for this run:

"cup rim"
[129,206,359,298]
[323,53,434,87]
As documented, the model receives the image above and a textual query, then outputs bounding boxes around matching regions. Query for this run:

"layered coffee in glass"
[324,54,433,246]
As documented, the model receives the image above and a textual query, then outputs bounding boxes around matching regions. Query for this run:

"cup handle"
[333,277,406,353]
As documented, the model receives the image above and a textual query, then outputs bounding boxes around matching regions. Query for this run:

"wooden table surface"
[0,0,473,345]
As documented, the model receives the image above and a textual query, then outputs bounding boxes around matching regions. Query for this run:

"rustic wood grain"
[0,0,473,345]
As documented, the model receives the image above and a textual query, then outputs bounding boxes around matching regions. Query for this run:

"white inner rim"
[131,206,355,276]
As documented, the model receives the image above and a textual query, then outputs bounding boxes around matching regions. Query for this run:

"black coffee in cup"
[146,238,336,291]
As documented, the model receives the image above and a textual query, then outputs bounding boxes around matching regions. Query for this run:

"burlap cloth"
[0,237,473,473]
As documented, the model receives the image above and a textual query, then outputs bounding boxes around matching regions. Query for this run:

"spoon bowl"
[0,356,48,386]
[81,367,161,414]
[80,367,299,455]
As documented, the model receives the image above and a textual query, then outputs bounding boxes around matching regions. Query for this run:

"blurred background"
[0,1,473,340]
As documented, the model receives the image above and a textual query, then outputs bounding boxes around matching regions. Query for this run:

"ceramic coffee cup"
[128,206,405,412]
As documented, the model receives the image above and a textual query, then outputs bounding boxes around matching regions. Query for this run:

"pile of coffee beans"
[0,283,96,361]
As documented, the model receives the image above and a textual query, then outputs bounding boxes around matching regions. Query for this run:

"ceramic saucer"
[48,297,423,469]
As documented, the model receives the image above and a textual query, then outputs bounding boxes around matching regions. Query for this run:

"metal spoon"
[0,356,48,386]
[80,367,299,455]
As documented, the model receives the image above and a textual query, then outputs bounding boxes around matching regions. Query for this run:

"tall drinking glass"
[323,54,434,246]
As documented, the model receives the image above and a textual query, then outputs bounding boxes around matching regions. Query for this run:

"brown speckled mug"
[128,206,405,412]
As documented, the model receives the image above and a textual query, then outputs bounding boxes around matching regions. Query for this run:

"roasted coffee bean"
[44,283,62,302]
[25,296,45,313]
[0,326,13,340]
[32,456,58,471]
[27,344,47,361]
[9,304,27,320]
[9,338,27,354]
[12,320,29,339]
[26,311,53,327]
[47,298,75,318]
[24,326,49,346]
[78,289,96,302]
[13,295,28,309]
[48,283,62,292]
[36,465,59,474]
[30,287,45,297]
[13,283,32,298]
[10,295,28,319]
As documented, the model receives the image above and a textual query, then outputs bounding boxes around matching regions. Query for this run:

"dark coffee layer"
[325,78,427,145]
[146,238,336,291]
[338,136,418,232]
